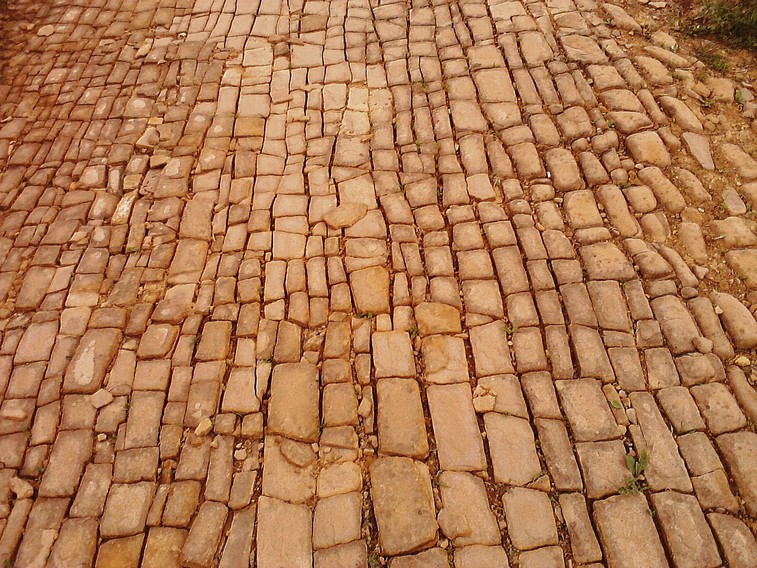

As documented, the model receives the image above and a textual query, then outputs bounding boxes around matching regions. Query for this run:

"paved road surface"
[0,0,756,566]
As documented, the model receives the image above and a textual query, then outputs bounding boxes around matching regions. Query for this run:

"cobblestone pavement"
[1,0,757,566]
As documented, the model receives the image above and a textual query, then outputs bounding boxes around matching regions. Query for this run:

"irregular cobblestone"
[0,0,756,565]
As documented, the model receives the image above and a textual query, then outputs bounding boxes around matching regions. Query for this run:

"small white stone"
[323,202,368,229]
[357,396,373,418]
[473,394,496,413]
[136,127,159,150]
[693,336,713,354]
[90,389,114,409]
[735,356,751,367]
[1,404,27,422]
[693,266,709,280]
[150,155,170,169]
[279,439,317,467]
[195,417,213,437]
[10,477,33,499]
[135,40,152,58]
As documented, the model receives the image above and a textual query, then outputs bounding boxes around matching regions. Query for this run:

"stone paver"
[369,457,438,556]
[594,494,670,568]
[650,491,721,568]
[437,471,500,547]
[256,496,312,568]
[502,488,559,551]
[0,0,756,565]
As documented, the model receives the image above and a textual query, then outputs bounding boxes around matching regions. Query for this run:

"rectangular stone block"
[427,384,486,471]
[267,363,320,442]
[369,457,438,556]
[256,496,312,568]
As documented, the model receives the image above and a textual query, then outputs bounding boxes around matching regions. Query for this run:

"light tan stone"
[594,494,669,568]
[369,457,438,556]
[267,362,320,442]
[414,302,462,336]
[256,496,313,568]
[350,266,390,314]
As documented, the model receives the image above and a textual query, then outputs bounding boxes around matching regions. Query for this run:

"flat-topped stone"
[267,363,320,442]
[369,457,438,556]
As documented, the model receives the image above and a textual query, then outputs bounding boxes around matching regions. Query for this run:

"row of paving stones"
[0,0,756,566]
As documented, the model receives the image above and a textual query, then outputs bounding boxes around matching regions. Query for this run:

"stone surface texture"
[0,0,756,565]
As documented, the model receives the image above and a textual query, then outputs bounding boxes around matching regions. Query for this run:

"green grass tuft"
[688,0,757,51]
[695,44,730,72]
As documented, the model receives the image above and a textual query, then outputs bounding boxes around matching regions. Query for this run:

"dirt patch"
[666,0,756,74]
